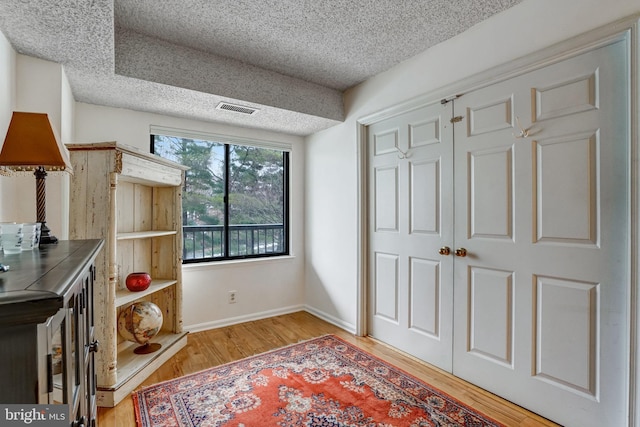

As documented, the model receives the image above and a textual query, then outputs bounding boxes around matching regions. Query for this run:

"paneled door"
[368,102,454,371]
[367,36,629,426]
[452,38,629,426]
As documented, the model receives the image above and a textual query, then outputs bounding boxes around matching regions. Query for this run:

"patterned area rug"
[133,335,505,426]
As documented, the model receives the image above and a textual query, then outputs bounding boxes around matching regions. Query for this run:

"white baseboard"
[303,305,356,334]
[185,304,305,333]
[184,304,356,335]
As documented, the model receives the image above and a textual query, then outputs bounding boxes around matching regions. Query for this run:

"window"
[151,132,289,263]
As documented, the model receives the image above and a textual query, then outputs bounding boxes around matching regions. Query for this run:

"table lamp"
[0,112,73,244]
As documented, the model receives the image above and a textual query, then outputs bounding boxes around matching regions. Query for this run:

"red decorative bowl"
[125,272,152,292]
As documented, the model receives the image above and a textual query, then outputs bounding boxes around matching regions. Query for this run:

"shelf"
[69,144,185,408]
[116,230,177,240]
[96,331,188,407]
[115,279,178,308]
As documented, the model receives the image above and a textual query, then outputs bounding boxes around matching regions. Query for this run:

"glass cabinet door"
[84,272,98,427]
[45,309,67,405]
[69,289,86,426]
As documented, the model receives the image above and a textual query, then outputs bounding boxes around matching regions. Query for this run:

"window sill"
[181,255,297,272]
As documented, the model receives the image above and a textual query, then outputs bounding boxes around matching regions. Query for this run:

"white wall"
[0,31,15,139]
[75,103,306,330]
[0,30,16,219]
[0,51,72,238]
[304,0,640,330]
[304,122,359,332]
[15,55,73,238]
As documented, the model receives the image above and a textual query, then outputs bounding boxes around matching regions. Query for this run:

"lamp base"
[39,222,58,245]
[40,235,58,245]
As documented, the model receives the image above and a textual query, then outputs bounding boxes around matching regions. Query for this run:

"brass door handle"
[438,246,451,256]
[455,248,467,257]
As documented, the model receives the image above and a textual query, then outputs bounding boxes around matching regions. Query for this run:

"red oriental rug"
[133,335,505,427]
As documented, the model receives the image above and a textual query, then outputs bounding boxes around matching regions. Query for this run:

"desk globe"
[117,301,163,354]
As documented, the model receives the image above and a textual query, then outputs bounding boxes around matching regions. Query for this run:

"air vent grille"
[216,102,259,115]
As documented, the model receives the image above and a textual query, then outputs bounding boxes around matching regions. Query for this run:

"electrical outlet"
[228,290,237,304]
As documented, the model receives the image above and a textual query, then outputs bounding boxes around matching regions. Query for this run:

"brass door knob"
[438,246,451,256]
[455,248,467,257]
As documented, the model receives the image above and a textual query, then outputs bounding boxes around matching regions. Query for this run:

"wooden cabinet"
[67,142,189,407]
[0,239,103,427]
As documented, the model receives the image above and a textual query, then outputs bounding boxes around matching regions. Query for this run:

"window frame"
[150,131,290,263]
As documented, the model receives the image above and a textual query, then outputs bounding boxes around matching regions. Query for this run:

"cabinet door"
[69,289,84,425]
[84,268,98,427]
[42,308,68,405]
[367,102,455,371]
[452,38,629,427]
[366,35,629,427]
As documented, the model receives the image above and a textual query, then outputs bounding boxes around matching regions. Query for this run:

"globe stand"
[118,301,164,355]
[134,342,162,355]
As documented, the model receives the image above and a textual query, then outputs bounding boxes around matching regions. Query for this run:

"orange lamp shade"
[0,112,72,171]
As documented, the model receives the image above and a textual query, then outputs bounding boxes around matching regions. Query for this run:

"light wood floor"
[98,311,560,426]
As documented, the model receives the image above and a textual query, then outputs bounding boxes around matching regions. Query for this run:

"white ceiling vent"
[216,102,259,115]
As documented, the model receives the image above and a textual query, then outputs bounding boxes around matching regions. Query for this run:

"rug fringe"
[132,393,142,427]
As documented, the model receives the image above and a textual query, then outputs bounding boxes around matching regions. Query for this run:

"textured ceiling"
[0,0,521,136]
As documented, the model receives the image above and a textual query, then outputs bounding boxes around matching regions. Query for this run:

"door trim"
[356,13,640,426]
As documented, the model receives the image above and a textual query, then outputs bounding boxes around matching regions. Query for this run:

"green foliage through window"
[152,134,289,262]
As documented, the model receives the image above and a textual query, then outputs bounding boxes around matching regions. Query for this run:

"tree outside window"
[152,135,289,262]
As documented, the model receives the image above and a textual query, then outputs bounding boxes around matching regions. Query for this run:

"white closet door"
[368,102,455,371]
[452,38,629,426]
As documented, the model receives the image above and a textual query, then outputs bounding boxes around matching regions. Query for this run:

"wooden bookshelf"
[68,142,189,407]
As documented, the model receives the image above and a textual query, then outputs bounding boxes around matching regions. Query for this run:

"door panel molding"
[374,166,399,232]
[532,70,599,122]
[467,96,514,137]
[409,256,441,338]
[374,252,399,323]
[409,158,440,235]
[409,117,441,148]
[467,266,514,367]
[534,275,598,399]
[468,145,514,240]
[373,128,400,156]
[533,130,600,246]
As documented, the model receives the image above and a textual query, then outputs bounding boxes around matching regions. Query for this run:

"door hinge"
[450,116,464,124]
